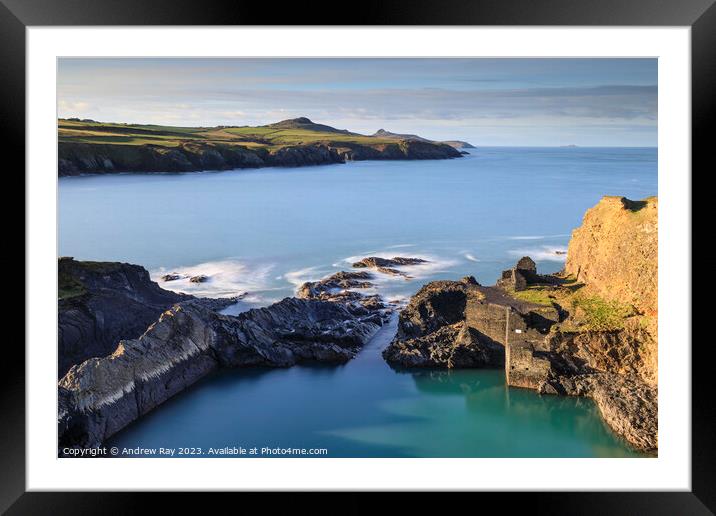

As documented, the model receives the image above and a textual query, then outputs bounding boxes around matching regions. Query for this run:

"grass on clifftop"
[507,286,557,306]
[58,257,124,300]
[570,295,634,331]
[506,279,633,332]
[506,277,584,307]
[58,270,86,300]
[58,118,399,150]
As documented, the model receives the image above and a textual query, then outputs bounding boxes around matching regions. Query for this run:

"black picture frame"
[3,0,711,512]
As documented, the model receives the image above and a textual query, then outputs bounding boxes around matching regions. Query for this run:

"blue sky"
[57,58,657,146]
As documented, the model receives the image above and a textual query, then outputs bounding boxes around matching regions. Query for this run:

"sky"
[57,58,657,147]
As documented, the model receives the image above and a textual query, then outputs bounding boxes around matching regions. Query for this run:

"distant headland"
[58,117,473,176]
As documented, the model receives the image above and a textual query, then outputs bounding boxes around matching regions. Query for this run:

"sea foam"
[152,259,277,300]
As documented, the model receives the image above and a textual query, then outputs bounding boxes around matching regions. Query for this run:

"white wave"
[508,245,568,262]
[281,266,327,288]
[341,251,457,279]
[385,243,415,249]
[152,259,276,299]
[463,253,480,262]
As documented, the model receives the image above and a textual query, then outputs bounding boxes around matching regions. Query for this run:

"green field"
[58,117,399,151]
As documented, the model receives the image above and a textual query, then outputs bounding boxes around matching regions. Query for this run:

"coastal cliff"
[565,196,658,381]
[59,257,189,378]
[383,196,658,451]
[58,117,463,176]
[58,257,235,378]
[59,297,385,449]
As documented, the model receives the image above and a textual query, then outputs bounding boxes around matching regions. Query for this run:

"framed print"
[4,0,713,512]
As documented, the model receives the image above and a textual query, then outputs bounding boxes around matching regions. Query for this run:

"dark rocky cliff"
[58,257,234,378]
[58,139,462,176]
[58,258,190,378]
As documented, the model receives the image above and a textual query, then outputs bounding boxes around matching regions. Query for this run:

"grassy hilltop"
[59,116,399,149]
[58,117,467,175]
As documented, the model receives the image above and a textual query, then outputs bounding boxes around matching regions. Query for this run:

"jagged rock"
[461,275,480,286]
[59,297,383,450]
[383,279,556,369]
[376,266,411,278]
[189,275,209,283]
[352,256,428,269]
[58,258,235,378]
[297,270,389,317]
[58,258,189,378]
[161,273,183,282]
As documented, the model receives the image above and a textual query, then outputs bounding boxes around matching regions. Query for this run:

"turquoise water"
[59,147,656,457]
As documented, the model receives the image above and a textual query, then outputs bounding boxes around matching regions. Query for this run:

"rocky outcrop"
[384,250,658,451]
[296,270,388,314]
[352,256,428,269]
[351,256,428,278]
[59,297,384,450]
[383,277,558,369]
[58,258,234,378]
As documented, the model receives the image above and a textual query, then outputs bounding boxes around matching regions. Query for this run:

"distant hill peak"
[285,117,313,124]
[266,117,354,135]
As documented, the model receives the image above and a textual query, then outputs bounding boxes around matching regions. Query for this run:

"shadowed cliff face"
[58,258,190,378]
[57,258,237,378]
[58,139,462,176]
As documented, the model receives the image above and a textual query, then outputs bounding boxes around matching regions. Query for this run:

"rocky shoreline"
[58,257,415,450]
[58,139,462,176]
[57,196,657,454]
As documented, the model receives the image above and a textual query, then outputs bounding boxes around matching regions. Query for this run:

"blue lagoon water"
[59,147,657,457]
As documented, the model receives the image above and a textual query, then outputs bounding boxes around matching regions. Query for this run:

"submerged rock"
[161,273,183,282]
[189,274,209,283]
